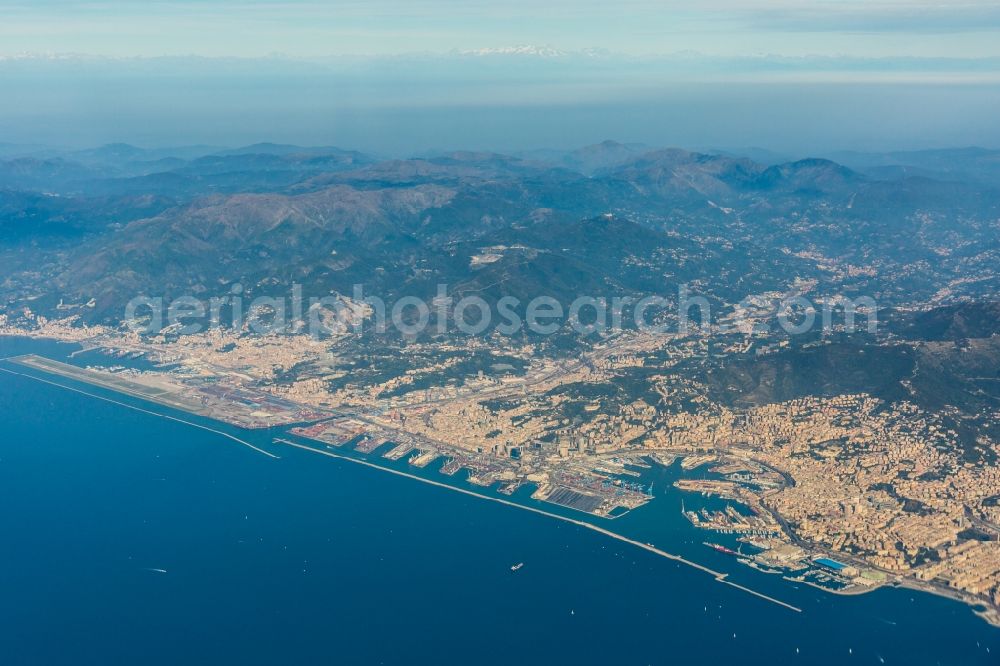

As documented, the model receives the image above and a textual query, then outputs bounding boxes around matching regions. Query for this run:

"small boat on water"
[510,562,524,572]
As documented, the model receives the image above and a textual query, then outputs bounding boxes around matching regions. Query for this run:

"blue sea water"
[1,337,998,665]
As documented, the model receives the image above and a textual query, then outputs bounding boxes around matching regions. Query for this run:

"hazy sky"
[1,2,999,152]
[4,0,1000,58]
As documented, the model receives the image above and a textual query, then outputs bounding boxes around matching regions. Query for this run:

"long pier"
[274,437,802,614]
[0,365,279,459]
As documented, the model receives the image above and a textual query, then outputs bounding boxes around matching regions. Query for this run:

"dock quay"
[384,442,415,461]
[674,479,738,497]
[535,484,605,513]
[409,450,439,468]
[354,436,383,454]
[498,479,522,495]
[290,419,365,446]
[684,506,782,536]
[594,464,642,478]
[648,453,677,467]
[440,458,464,476]
[680,454,717,471]
[467,471,499,487]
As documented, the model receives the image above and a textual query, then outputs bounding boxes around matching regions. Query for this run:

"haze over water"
[1,337,997,665]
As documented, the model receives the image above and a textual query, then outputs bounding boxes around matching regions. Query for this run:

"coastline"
[2,340,997,629]
[896,577,1000,629]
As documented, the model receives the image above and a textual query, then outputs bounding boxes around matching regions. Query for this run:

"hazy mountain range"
[2,137,999,455]
[0,140,997,325]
